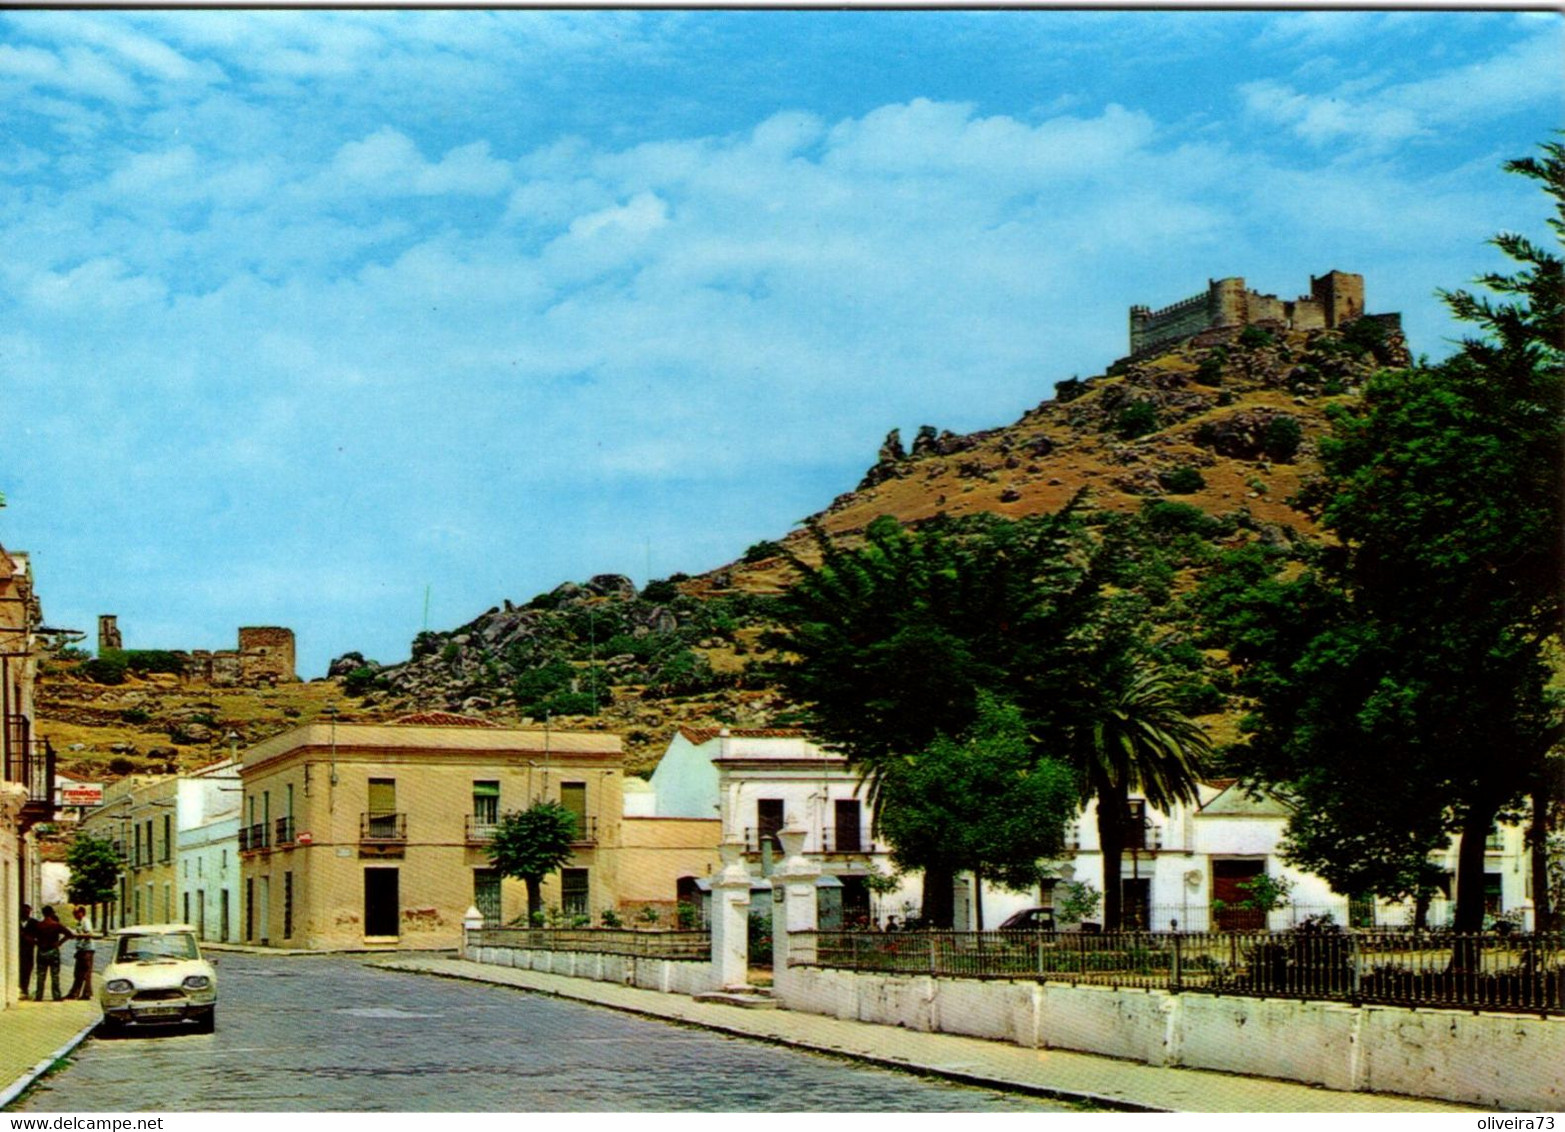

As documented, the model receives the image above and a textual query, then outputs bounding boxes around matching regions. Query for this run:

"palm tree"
[1078,667,1212,931]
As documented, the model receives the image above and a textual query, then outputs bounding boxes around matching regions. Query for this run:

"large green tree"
[488,801,580,923]
[874,693,1078,926]
[771,503,1214,929]
[1198,142,1564,932]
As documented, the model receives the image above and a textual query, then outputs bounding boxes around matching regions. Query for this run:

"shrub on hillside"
[82,655,127,685]
[1054,377,1088,403]
[1114,402,1161,440]
[1262,415,1304,463]
[1238,325,1275,349]
[1159,466,1207,494]
[1194,351,1226,386]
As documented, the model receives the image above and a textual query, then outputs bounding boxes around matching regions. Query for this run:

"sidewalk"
[0,998,100,1109]
[373,955,1475,1114]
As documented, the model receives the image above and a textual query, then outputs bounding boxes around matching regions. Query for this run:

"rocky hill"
[37,315,1407,781]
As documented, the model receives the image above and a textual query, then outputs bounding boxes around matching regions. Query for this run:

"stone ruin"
[96,616,296,686]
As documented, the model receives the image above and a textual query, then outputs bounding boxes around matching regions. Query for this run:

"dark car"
[997,907,1057,931]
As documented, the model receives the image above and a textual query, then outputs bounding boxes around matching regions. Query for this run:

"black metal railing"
[743,827,782,854]
[3,713,54,820]
[361,812,406,841]
[468,926,711,961]
[274,816,295,845]
[238,823,270,852]
[795,928,1565,1016]
[569,814,597,845]
[820,826,876,854]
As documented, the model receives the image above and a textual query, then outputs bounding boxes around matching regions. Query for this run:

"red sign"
[296,831,314,845]
[61,784,104,807]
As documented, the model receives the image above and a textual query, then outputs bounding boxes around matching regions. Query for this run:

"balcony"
[569,814,597,845]
[274,816,295,846]
[4,713,54,828]
[466,814,499,843]
[819,826,877,854]
[238,823,270,853]
[743,827,783,855]
[361,812,406,842]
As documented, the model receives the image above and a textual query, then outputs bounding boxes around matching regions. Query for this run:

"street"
[17,953,1077,1111]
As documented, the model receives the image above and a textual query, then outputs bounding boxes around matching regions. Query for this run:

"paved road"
[18,954,1079,1111]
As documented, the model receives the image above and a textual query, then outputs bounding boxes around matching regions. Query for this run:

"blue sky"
[1,10,1561,678]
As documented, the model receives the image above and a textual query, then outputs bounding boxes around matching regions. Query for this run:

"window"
[162,814,172,862]
[561,868,589,917]
[560,782,587,840]
[367,778,398,839]
[757,799,784,852]
[283,871,294,939]
[473,781,500,826]
[183,892,190,923]
[1126,800,1148,851]
[834,799,862,852]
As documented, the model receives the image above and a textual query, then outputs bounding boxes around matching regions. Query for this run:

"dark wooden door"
[364,867,400,937]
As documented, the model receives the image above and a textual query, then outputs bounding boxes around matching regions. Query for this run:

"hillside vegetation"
[38,316,1407,780]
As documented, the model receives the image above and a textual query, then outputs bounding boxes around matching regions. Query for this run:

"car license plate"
[138,1006,182,1018]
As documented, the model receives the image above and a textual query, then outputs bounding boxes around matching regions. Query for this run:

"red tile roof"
[679,726,808,745]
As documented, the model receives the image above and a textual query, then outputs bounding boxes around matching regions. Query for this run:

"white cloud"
[321,128,513,198]
[1242,26,1562,150]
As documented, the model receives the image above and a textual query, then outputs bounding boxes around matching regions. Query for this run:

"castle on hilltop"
[1129,270,1400,357]
[97,615,296,686]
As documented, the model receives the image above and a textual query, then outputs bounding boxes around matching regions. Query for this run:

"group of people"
[18,904,96,1002]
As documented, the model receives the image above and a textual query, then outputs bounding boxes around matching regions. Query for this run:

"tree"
[770,502,1215,929]
[488,802,579,923]
[1197,141,1564,933]
[768,509,1084,926]
[66,832,122,926]
[1072,668,1212,930]
[874,693,1077,926]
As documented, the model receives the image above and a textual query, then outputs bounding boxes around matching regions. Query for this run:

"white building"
[176,758,242,941]
[648,727,923,926]
[1061,781,1538,931]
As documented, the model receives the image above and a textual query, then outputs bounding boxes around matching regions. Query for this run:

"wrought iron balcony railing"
[274,816,295,845]
[569,814,597,845]
[743,827,783,854]
[238,823,271,852]
[361,812,406,842]
[819,826,876,854]
[3,713,54,825]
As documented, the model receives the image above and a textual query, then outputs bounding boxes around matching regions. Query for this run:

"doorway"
[364,867,400,937]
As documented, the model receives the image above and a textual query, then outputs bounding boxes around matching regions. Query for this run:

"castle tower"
[98,614,122,654]
[237,626,296,683]
[1208,277,1249,328]
[1311,270,1364,328]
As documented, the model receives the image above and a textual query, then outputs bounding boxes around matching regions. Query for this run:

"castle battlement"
[1129,270,1397,357]
[96,615,296,686]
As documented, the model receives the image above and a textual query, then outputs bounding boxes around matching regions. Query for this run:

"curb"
[373,960,1166,1114]
[0,1020,99,1111]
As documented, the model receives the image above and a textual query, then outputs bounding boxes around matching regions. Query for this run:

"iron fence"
[797,928,1565,1016]
[469,926,711,960]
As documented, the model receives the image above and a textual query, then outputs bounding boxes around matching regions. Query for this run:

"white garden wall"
[777,964,1564,1110]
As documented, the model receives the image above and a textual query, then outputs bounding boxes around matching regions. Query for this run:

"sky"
[1,10,1561,678]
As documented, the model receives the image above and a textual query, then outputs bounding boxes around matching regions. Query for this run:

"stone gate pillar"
[771,820,819,997]
[710,838,752,991]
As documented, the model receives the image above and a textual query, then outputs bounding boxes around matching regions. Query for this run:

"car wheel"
[194,1010,215,1034]
[98,1017,125,1037]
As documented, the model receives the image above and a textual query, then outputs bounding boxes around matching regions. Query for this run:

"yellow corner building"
[238,714,624,949]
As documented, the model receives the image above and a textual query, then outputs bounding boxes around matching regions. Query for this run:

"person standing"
[30,906,74,1002]
[19,904,38,998]
[65,906,96,1000]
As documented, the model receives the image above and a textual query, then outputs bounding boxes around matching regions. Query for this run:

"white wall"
[776,965,1565,1110]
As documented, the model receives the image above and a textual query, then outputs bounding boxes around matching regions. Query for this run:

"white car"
[99,924,217,1033]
